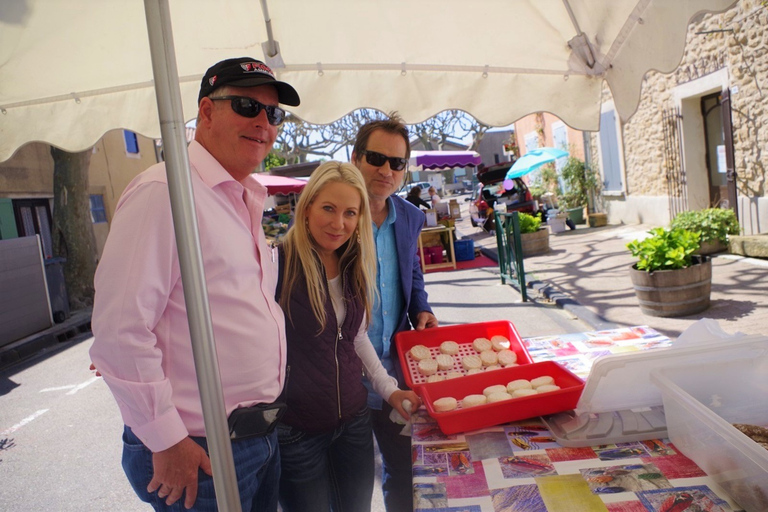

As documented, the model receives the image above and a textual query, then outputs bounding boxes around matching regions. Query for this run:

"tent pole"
[142,1,242,510]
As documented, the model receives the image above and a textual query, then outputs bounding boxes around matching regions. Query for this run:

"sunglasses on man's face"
[361,150,408,171]
[209,96,286,126]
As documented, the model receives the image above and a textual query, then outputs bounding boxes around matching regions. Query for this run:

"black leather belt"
[227,366,289,441]
[227,401,286,440]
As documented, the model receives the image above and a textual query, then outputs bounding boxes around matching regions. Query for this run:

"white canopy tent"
[0,0,737,161]
[0,1,739,509]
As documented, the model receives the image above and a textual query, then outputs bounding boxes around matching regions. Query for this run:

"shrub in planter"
[559,157,600,212]
[518,212,542,234]
[518,212,548,257]
[627,227,700,272]
[670,208,740,250]
[626,227,711,317]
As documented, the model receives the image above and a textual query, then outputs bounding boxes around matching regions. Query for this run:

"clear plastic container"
[651,344,768,512]
[543,333,768,447]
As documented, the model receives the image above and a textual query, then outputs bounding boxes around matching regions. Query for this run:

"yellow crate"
[420,232,443,247]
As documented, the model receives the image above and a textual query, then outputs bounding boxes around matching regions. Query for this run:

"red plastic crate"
[421,361,585,435]
[395,320,532,392]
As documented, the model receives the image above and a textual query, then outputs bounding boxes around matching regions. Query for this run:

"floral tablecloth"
[411,326,744,512]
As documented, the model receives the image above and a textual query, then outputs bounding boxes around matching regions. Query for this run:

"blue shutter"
[89,195,108,223]
[599,111,622,191]
[123,130,139,154]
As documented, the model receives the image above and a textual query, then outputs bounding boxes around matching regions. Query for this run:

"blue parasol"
[505,147,569,180]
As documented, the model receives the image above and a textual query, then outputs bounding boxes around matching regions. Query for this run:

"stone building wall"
[594,0,768,233]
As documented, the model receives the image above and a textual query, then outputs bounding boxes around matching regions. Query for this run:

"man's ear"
[197,98,214,125]
[351,151,359,165]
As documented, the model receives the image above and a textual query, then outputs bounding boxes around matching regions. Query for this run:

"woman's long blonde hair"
[280,161,377,331]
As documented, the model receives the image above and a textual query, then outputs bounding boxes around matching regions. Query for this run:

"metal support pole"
[142,1,242,510]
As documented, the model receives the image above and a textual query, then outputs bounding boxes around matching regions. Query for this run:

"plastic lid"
[576,333,768,415]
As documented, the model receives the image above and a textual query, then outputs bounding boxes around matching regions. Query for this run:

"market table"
[410,326,744,511]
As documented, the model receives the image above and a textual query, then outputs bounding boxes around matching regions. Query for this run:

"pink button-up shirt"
[90,141,286,452]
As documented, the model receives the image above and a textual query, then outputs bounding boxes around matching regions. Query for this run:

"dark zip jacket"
[276,246,368,433]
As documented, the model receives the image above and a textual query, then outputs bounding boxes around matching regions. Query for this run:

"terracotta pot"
[629,256,711,317]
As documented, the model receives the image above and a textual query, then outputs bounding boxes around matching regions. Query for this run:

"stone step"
[729,233,768,258]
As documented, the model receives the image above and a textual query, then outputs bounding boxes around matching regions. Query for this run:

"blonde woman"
[428,186,441,208]
[276,161,420,512]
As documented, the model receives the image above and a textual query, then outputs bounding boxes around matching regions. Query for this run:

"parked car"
[397,181,432,202]
[468,162,537,231]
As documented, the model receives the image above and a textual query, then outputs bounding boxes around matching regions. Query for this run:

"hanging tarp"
[254,174,307,195]
[0,0,738,161]
[409,151,482,170]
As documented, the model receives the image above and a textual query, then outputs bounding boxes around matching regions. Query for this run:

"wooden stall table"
[410,326,745,512]
[418,225,456,273]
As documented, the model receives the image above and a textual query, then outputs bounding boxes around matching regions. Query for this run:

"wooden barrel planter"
[521,228,550,257]
[696,239,727,255]
[629,256,712,317]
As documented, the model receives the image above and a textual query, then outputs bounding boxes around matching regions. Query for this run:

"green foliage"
[529,164,561,199]
[670,208,740,245]
[518,212,542,234]
[263,152,286,170]
[559,157,600,210]
[627,227,701,272]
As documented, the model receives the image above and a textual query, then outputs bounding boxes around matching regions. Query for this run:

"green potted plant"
[559,156,601,226]
[518,212,549,257]
[626,227,711,317]
[670,207,740,255]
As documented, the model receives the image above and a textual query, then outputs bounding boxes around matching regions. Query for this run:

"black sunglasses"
[361,150,408,171]
[209,96,286,126]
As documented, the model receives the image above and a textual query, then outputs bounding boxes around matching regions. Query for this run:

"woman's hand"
[388,389,422,420]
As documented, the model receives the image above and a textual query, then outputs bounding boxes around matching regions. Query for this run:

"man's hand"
[147,437,212,509]
[414,311,438,330]
[387,389,422,420]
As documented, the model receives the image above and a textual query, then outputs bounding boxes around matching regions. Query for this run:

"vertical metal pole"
[509,212,527,302]
[142,1,242,510]
[494,211,508,284]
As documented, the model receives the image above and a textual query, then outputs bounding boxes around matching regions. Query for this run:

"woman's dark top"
[405,194,431,209]
[276,246,368,433]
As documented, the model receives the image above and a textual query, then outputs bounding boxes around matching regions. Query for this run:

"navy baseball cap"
[198,57,300,106]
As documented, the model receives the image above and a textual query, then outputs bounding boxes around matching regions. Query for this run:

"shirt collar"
[188,140,268,201]
[384,196,398,226]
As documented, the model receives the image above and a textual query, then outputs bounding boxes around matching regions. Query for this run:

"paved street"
[0,333,142,511]
[453,201,768,339]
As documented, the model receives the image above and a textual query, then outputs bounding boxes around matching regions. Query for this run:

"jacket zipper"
[335,324,342,419]
[333,268,347,420]
[327,256,351,421]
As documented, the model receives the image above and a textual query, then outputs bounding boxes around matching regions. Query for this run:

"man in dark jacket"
[352,113,438,512]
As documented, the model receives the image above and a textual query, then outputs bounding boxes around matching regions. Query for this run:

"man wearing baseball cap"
[91,57,299,511]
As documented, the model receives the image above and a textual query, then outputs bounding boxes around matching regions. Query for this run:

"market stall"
[400,323,768,511]
[254,174,307,243]
[408,151,482,197]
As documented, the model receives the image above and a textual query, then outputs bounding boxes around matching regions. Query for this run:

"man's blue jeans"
[277,407,374,512]
[370,403,414,512]
[121,425,280,512]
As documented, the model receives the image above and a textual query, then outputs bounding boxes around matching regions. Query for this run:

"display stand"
[418,225,456,272]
